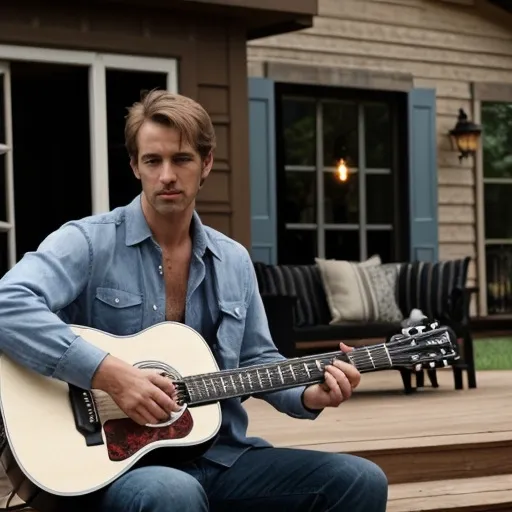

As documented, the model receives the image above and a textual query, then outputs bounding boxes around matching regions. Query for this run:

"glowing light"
[336,159,348,181]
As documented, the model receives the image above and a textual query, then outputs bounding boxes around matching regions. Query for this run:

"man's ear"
[130,157,141,180]
[200,151,214,187]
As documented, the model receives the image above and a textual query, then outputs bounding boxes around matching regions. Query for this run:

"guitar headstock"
[385,320,459,371]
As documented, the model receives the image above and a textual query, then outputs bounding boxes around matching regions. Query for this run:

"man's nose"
[160,162,177,184]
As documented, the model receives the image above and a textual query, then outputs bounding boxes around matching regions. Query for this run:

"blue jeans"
[79,447,388,511]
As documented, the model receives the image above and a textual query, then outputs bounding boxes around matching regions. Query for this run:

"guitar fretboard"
[181,344,393,406]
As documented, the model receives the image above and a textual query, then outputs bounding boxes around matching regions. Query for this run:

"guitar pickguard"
[103,410,194,461]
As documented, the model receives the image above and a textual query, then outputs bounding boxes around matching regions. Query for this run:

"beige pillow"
[315,255,381,323]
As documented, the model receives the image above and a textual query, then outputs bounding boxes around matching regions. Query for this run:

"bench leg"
[399,369,416,394]
[453,365,464,390]
[415,370,425,388]
[427,369,439,388]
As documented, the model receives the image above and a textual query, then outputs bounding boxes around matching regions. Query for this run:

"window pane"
[325,229,360,261]
[485,244,512,314]
[106,69,167,210]
[280,229,317,265]
[365,103,392,169]
[367,174,393,224]
[10,61,91,259]
[0,72,5,143]
[0,231,7,279]
[323,101,358,168]
[324,171,359,224]
[367,229,393,263]
[0,74,5,222]
[482,102,512,179]
[484,183,512,239]
[282,98,316,167]
[284,171,316,223]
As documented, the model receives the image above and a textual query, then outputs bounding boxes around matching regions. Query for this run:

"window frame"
[278,87,400,263]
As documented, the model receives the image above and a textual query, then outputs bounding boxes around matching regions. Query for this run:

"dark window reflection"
[366,174,393,224]
[325,230,359,261]
[367,230,393,263]
[365,104,391,169]
[282,99,316,167]
[0,232,7,278]
[284,171,316,223]
[323,101,358,168]
[484,183,512,239]
[324,171,358,224]
[280,230,317,264]
[482,102,512,179]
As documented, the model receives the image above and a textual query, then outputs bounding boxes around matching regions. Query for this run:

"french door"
[0,62,15,277]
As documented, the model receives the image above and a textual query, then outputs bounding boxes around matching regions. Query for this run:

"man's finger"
[324,371,344,403]
[148,372,176,396]
[327,366,352,400]
[333,360,361,389]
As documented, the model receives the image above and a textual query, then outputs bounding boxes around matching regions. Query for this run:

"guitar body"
[0,322,222,506]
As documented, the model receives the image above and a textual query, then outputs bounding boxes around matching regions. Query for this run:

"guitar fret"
[256,369,263,388]
[289,364,297,381]
[277,365,284,384]
[266,368,272,385]
[303,362,311,378]
[230,374,236,393]
[365,347,376,369]
[202,378,210,397]
[220,377,227,393]
[238,373,245,390]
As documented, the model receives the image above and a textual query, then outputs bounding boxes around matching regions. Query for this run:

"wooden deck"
[244,369,512,511]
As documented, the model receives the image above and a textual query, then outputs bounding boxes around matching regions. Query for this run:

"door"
[0,63,15,278]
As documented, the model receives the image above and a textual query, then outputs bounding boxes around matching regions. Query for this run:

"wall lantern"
[449,108,482,162]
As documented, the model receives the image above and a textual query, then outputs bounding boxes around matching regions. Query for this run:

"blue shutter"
[408,88,439,262]
[248,77,277,264]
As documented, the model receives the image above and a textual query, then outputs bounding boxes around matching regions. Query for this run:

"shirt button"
[153,304,158,311]
[234,307,240,317]
[158,265,163,275]
[114,298,120,304]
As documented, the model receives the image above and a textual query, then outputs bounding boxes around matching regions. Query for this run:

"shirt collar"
[124,194,221,260]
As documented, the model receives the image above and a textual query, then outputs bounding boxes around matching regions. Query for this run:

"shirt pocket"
[92,287,143,336]
[215,301,247,370]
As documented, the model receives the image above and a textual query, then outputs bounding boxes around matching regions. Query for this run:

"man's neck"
[141,193,194,249]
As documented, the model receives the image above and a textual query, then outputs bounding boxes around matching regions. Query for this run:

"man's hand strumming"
[91,355,182,426]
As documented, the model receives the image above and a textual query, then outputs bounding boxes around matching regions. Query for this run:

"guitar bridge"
[68,384,104,447]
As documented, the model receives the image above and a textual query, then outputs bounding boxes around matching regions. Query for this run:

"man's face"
[130,120,212,216]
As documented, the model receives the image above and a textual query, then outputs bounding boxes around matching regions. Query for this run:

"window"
[276,86,405,265]
[0,46,177,275]
[481,101,512,314]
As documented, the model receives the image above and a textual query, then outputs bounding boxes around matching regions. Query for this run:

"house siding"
[247,0,512,315]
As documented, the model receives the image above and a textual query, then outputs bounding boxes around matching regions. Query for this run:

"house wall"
[247,0,512,315]
[0,1,251,248]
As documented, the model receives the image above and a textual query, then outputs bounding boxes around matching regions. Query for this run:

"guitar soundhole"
[103,409,194,461]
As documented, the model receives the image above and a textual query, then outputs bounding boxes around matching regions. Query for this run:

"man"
[0,90,388,511]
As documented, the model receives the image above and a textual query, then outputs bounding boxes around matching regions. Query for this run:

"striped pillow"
[253,262,331,327]
[396,258,470,322]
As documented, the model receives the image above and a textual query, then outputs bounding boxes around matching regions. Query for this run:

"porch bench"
[254,256,476,393]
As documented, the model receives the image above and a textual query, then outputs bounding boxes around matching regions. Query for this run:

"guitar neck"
[180,343,393,406]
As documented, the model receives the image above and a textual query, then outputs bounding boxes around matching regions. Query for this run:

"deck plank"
[244,369,512,452]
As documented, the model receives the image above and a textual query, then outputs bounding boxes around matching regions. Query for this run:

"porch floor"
[243,368,512,511]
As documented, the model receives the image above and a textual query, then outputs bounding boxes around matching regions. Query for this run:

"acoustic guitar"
[0,321,458,510]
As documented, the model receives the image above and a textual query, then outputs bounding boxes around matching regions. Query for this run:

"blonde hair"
[125,89,216,161]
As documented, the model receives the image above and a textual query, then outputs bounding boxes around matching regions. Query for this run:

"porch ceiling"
[490,0,512,13]
[100,0,317,39]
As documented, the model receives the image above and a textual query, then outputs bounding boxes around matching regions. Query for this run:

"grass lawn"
[474,337,512,370]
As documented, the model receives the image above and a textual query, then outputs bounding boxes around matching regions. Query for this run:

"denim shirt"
[0,195,318,467]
